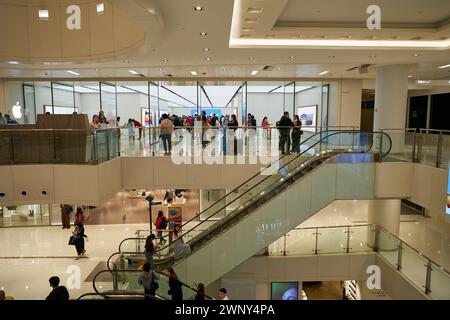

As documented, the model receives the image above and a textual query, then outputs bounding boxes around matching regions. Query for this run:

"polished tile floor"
[0,200,449,299]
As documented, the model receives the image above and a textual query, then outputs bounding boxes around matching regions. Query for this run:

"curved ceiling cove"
[0,0,147,62]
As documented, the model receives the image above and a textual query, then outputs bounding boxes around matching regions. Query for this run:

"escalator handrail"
[92,269,213,300]
[77,292,164,300]
[151,130,390,255]
[170,130,328,228]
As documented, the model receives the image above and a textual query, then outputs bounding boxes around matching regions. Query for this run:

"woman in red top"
[261,117,270,139]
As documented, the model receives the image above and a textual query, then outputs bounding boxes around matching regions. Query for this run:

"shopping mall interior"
[0,0,450,302]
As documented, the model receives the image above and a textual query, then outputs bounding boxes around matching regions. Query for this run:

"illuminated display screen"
[271,282,298,300]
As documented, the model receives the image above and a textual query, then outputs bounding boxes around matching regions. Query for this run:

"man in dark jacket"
[278,111,294,154]
[46,276,69,300]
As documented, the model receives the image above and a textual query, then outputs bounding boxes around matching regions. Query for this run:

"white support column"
[374,65,409,131]
[368,199,401,236]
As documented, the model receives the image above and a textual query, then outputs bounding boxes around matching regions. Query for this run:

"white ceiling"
[0,0,449,81]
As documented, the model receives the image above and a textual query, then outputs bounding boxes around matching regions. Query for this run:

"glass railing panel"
[429,263,450,300]
[317,227,348,254]
[54,130,91,164]
[0,131,12,164]
[12,130,55,163]
[439,134,450,169]
[385,131,413,162]
[285,228,317,255]
[348,225,374,253]
[400,245,428,292]
[376,230,400,267]
[108,129,119,160]
[419,133,438,167]
[94,129,109,163]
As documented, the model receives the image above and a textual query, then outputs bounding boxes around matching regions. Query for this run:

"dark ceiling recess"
[262,65,276,71]
[346,64,372,74]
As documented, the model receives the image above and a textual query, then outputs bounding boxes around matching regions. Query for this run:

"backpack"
[159,217,168,229]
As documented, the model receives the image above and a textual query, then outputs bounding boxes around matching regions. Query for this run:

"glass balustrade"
[266,224,450,300]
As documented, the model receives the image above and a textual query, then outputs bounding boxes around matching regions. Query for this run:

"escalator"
[94,130,392,295]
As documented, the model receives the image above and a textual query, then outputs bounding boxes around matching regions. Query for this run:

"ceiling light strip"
[230,38,450,49]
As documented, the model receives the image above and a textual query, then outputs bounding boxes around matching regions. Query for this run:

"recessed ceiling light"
[206,57,212,61]
[369,55,376,58]
[413,53,420,57]
[249,56,254,60]
[328,55,335,58]
[245,18,257,24]
[123,60,129,64]
[408,75,413,78]
[129,70,139,75]
[438,64,450,69]
[200,32,207,36]
[417,80,431,84]
[194,6,203,11]
[248,7,263,14]
[221,68,227,71]
[242,28,253,32]
[277,67,281,70]
[7,61,20,64]
[190,71,198,76]
[203,48,210,51]
[163,59,168,62]
[67,70,80,76]
[251,70,258,75]
[96,3,105,14]
[319,70,330,75]
[38,9,49,20]
[289,56,295,59]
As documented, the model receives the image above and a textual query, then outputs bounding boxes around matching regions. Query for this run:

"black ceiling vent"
[262,65,276,71]
[346,64,372,73]
[166,74,173,77]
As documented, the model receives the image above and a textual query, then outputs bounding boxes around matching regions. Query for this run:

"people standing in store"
[144,234,156,269]
[155,210,168,245]
[98,110,109,127]
[0,112,7,125]
[160,113,174,155]
[5,114,18,125]
[60,204,71,229]
[291,115,303,154]
[167,267,183,301]
[91,115,101,129]
[127,118,135,140]
[228,114,239,155]
[138,262,160,300]
[133,119,143,140]
[262,116,270,139]
[278,111,294,155]
[195,283,206,300]
[46,276,69,300]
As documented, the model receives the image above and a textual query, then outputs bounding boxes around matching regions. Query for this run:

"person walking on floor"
[160,114,174,155]
[167,267,183,301]
[60,204,71,229]
[155,210,168,245]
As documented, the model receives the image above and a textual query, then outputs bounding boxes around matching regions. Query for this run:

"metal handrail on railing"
[380,127,450,168]
[269,223,450,298]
